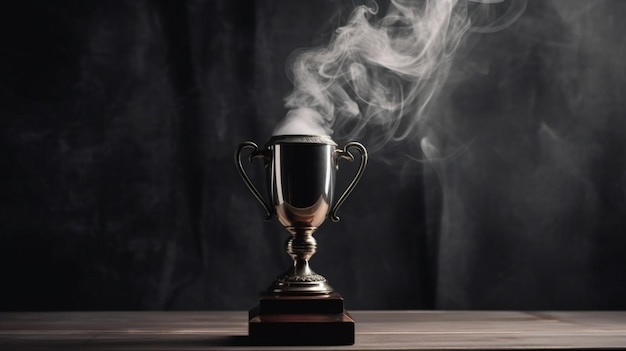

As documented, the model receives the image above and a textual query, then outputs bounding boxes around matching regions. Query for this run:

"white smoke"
[273,0,472,151]
[273,0,528,154]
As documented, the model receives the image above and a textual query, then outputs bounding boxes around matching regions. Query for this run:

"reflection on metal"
[235,135,368,295]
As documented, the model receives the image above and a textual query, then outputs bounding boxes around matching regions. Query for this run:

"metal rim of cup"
[267,134,337,146]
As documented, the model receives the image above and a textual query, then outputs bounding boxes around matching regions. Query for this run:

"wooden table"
[1,311,626,350]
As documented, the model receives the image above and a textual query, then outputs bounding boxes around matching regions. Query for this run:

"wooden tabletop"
[1,311,626,350]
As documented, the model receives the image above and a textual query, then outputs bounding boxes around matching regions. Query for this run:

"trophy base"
[248,292,355,345]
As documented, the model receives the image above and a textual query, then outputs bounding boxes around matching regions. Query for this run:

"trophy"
[235,134,367,345]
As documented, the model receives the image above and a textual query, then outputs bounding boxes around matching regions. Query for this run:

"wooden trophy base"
[248,292,355,345]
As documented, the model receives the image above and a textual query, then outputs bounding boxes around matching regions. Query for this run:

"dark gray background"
[1,0,625,311]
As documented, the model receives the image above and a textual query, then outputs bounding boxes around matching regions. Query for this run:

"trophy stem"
[267,227,334,295]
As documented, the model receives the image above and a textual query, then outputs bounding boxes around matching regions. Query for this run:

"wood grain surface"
[1,311,626,350]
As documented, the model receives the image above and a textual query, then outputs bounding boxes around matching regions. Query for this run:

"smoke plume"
[273,0,471,152]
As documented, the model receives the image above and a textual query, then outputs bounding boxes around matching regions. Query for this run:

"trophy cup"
[235,134,367,345]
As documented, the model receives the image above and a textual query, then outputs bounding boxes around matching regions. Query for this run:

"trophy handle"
[235,141,272,220]
[330,141,368,222]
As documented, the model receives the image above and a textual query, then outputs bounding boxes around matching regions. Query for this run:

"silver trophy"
[235,135,367,295]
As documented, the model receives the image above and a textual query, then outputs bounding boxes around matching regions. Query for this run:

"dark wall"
[427,1,626,309]
[1,0,625,311]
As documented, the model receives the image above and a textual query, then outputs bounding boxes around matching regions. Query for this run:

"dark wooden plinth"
[248,292,355,345]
